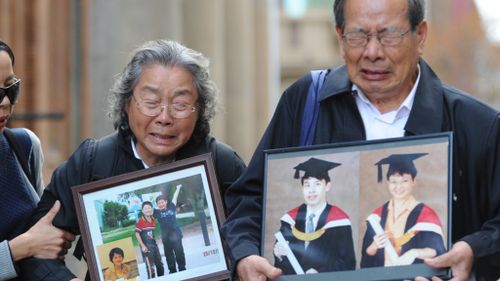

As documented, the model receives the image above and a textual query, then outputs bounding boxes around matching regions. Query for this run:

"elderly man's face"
[126,64,198,166]
[336,0,427,111]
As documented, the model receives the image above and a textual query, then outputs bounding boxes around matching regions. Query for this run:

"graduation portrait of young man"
[272,157,356,275]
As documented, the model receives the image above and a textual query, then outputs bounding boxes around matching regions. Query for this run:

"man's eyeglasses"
[132,95,197,119]
[0,79,21,105]
[342,29,412,48]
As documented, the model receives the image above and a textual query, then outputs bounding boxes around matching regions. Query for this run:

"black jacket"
[19,130,246,280]
[222,59,500,280]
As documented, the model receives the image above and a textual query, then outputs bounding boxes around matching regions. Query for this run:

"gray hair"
[333,0,426,32]
[109,40,217,144]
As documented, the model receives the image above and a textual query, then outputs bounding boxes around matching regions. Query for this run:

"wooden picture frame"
[72,153,230,281]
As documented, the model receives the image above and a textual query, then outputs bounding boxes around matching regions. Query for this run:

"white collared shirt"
[353,66,421,140]
[306,203,327,232]
[130,138,149,168]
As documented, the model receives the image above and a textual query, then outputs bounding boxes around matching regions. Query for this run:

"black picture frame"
[72,153,230,281]
[262,133,452,280]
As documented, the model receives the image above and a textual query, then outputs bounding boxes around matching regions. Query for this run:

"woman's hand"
[9,201,75,261]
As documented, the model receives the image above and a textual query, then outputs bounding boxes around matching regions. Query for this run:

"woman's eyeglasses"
[0,79,21,105]
[132,94,197,119]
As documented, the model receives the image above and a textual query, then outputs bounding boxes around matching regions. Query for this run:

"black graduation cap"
[293,157,341,181]
[375,153,428,183]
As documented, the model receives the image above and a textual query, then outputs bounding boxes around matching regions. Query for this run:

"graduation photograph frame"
[72,153,230,281]
[262,133,453,281]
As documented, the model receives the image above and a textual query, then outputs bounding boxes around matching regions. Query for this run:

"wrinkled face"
[387,172,415,201]
[335,0,427,104]
[156,199,167,210]
[126,65,199,167]
[302,177,331,208]
[111,253,124,266]
[0,51,15,132]
[141,204,153,217]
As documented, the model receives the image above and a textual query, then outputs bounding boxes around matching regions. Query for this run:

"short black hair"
[141,201,153,209]
[386,161,418,180]
[109,247,124,262]
[0,40,15,66]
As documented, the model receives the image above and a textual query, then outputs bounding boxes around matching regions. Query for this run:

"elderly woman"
[19,40,246,281]
[0,40,74,281]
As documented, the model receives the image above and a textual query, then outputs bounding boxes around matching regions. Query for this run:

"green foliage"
[103,200,128,228]
[122,218,136,227]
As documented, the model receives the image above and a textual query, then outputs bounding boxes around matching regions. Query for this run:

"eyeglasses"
[342,29,412,48]
[132,95,197,118]
[0,79,21,105]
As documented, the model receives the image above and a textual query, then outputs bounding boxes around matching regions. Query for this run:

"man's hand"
[415,241,474,281]
[273,241,288,260]
[237,255,282,281]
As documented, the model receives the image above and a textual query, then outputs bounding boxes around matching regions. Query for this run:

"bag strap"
[300,70,327,146]
[74,133,118,262]
[90,133,118,180]
[3,128,36,188]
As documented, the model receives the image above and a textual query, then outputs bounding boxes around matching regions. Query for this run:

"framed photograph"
[262,133,452,280]
[72,153,230,281]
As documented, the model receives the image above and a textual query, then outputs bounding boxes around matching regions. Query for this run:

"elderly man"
[222,0,500,280]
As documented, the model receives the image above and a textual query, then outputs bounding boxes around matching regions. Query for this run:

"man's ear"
[335,26,346,59]
[325,180,332,191]
[416,20,428,56]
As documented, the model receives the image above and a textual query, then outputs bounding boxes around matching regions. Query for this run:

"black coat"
[19,130,246,280]
[274,204,355,274]
[360,202,446,268]
[222,59,500,280]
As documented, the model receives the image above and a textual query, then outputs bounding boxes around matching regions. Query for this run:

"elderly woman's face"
[126,64,199,166]
[0,51,15,132]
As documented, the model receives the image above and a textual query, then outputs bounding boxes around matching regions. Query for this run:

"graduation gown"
[274,204,356,274]
[360,202,446,267]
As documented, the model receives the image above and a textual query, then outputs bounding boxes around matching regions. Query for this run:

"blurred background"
[2,0,500,184]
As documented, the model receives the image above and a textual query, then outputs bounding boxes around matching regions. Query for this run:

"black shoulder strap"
[3,128,36,188]
[90,133,119,180]
[74,133,119,263]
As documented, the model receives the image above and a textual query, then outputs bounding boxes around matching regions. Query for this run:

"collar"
[306,203,327,219]
[130,137,149,169]
[319,58,444,135]
[352,64,420,116]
